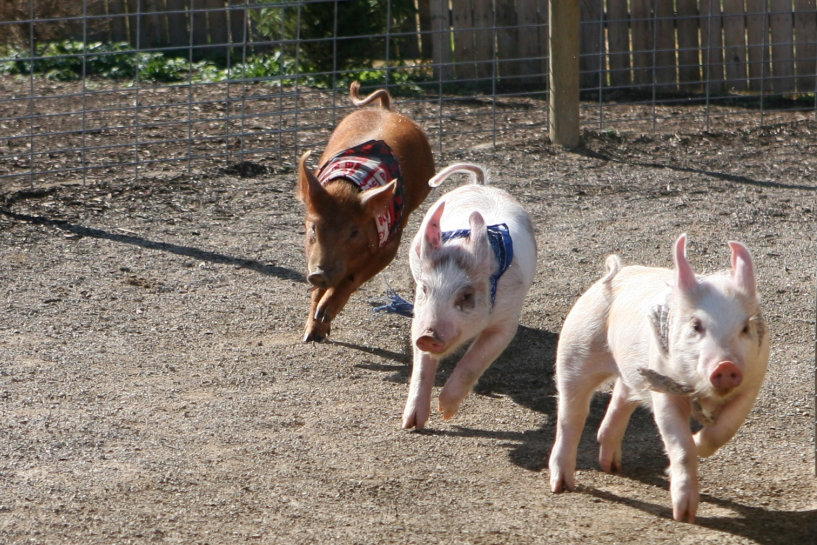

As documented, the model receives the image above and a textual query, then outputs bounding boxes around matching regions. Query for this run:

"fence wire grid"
[0,0,816,189]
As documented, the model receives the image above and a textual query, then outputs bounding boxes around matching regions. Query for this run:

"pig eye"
[456,288,475,312]
[349,226,359,239]
[691,318,704,334]
[742,322,751,335]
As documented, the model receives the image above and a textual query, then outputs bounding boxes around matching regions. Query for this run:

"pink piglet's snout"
[415,332,446,355]
[709,360,743,391]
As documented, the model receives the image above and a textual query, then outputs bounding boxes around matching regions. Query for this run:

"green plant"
[252,0,418,75]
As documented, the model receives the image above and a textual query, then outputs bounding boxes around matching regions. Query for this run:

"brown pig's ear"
[297,151,323,204]
[360,179,396,218]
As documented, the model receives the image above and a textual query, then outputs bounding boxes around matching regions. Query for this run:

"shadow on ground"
[0,209,304,282]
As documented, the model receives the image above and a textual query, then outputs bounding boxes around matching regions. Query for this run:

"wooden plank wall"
[72,0,817,95]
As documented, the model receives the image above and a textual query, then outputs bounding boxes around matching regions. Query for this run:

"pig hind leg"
[597,378,639,473]
[438,324,518,420]
[549,354,615,493]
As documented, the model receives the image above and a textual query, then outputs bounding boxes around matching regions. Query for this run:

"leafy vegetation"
[0,40,429,93]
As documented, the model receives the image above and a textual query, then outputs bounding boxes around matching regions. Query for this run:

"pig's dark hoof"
[303,320,331,342]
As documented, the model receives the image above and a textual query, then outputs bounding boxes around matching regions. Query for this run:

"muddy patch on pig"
[1,105,816,543]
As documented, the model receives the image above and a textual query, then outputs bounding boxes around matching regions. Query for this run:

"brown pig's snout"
[710,360,743,391]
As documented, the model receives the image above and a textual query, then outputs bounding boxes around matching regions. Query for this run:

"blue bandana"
[374,223,514,316]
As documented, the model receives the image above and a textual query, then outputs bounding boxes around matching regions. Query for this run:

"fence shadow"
[0,208,304,282]
[576,144,817,192]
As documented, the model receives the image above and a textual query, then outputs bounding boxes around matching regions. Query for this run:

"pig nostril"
[308,272,329,288]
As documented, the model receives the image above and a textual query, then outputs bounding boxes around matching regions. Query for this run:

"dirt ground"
[1,82,817,543]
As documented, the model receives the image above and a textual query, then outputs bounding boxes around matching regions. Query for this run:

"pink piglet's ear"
[421,201,445,259]
[673,233,698,294]
[729,240,756,297]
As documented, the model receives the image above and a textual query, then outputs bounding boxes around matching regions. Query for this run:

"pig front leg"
[303,287,330,342]
[437,324,518,420]
[651,392,698,523]
[694,387,760,457]
[597,379,639,473]
[403,351,439,430]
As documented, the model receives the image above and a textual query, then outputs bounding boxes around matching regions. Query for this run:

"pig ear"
[359,179,397,218]
[729,241,756,296]
[673,233,698,294]
[421,201,445,258]
[467,211,491,260]
[296,151,323,204]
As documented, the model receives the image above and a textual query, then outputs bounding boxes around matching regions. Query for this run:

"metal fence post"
[548,0,580,148]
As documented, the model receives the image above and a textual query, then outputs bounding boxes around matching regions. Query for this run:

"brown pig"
[297,81,435,342]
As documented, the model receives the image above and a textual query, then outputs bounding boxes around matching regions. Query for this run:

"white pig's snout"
[709,360,743,391]
[415,330,446,354]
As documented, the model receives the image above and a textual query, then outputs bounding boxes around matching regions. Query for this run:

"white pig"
[402,163,537,430]
[548,234,769,523]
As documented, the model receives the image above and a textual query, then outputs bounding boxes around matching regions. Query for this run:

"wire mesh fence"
[1,0,816,190]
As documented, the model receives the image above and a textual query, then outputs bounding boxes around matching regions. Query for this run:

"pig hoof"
[303,320,331,342]
[314,305,334,324]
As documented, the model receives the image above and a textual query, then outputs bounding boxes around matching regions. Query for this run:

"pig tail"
[428,163,486,187]
[600,255,621,284]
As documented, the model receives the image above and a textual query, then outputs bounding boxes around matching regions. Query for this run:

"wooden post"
[549,0,579,148]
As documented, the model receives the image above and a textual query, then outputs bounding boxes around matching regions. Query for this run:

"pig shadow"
[0,209,304,282]
[352,324,667,476]
[438,325,667,477]
[580,485,817,544]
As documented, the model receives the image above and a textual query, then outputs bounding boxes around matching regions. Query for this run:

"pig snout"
[710,361,743,391]
[307,267,331,288]
[416,332,446,354]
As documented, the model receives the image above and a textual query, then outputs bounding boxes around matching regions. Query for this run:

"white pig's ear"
[673,233,698,294]
[728,241,756,296]
[467,211,491,261]
[421,201,445,258]
[360,180,397,218]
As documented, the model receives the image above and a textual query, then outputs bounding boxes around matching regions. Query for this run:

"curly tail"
[600,255,621,284]
[427,163,486,188]
[349,81,391,110]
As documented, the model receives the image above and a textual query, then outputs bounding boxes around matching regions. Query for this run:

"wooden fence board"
[105,0,130,43]
[417,0,433,60]
[167,0,190,49]
[746,0,768,91]
[451,0,476,80]
[630,0,652,87]
[517,0,545,86]
[205,0,229,59]
[189,0,210,59]
[471,0,492,79]
[700,0,726,94]
[606,0,630,88]
[723,0,748,91]
[770,0,795,93]
[794,0,817,93]
[654,0,676,91]
[228,0,245,45]
[676,0,700,90]
[497,0,519,79]
[579,0,602,90]
[430,0,453,81]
